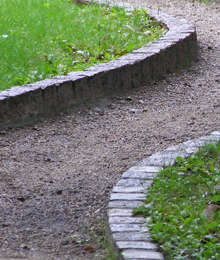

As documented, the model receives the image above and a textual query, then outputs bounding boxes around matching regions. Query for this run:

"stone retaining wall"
[0,1,197,129]
[108,131,220,260]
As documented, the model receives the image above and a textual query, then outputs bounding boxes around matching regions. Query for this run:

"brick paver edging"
[107,131,220,260]
[0,1,197,129]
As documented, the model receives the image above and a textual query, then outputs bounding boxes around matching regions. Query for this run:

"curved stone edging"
[0,1,197,129]
[107,131,220,260]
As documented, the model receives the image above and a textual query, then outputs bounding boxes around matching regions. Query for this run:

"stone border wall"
[108,131,220,260]
[0,1,197,129]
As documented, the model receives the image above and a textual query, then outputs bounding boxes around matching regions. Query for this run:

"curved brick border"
[108,131,220,260]
[0,1,197,129]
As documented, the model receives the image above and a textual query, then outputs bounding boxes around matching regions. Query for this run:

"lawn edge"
[0,1,197,129]
[107,131,220,260]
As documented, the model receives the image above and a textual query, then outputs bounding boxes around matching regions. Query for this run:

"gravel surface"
[0,0,219,259]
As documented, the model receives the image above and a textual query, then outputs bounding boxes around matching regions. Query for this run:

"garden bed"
[0,0,164,91]
[134,141,220,259]
[0,0,197,130]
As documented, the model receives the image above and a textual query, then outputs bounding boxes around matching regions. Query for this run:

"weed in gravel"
[89,220,120,260]
[133,141,220,260]
[0,0,165,91]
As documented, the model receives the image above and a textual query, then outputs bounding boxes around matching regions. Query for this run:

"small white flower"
[76,50,90,57]
[1,34,8,38]
[72,61,80,65]
[143,31,151,36]
[177,172,185,175]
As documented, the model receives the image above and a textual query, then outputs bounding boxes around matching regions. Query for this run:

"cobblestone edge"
[0,1,197,129]
[107,131,220,260]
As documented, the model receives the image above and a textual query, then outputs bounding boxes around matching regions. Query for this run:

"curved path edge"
[0,1,197,129]
[107,131,220,260]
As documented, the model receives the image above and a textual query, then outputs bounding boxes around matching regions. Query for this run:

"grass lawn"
[133,141,220,260]
[0,0,165,91]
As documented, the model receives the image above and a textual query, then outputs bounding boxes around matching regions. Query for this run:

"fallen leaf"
[84,246,95,253]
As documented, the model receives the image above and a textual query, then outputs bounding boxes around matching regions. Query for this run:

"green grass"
[74,219,120,260]
[133,141,220,260]
[90,221,121,260]
[196,0,217,5]
[0,0,165,91]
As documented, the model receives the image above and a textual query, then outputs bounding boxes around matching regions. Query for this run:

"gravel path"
[0,0,219,259]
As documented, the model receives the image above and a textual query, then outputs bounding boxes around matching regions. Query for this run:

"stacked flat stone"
[108,131,220,260]
[0,1,197,129]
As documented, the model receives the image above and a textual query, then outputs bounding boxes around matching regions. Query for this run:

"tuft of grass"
[0,0,165,91]
[196,0,217,5]
[133,141,220,260]
[90,223,121,260]
[82,219,120,260]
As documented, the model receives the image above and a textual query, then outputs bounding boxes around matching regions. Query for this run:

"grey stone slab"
[182,139,200,148]
[84,64,111,73]
[117,179,153,187]
[181,146,199,155]
[211,131,220,136]
[128,166,163,173]
[154,12,172,21]
[138,150,189,167]
[159,38,178,45]
[112,186,146,193]
[122,249,164,260]
[109,216,145,224]
[191,137,217,147]
[119,53,151,61]
[164,144,183,152]
[166,144,199,155]
[199,135,220,143]
[108,200,143,209]
[133,45,161,54]
[112,232,151,241]
[67,71,94,79]
[110,224,148,233]
[2,85,36,97]
[150,41,174,50]
[103,59,130,69]
[116,241,157,250]
[122,171,157,180]
[132,47,156,54]
[108,209,133,217]
[110,193,146,201]
[167,33,190,40]
[0,96,6,101]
